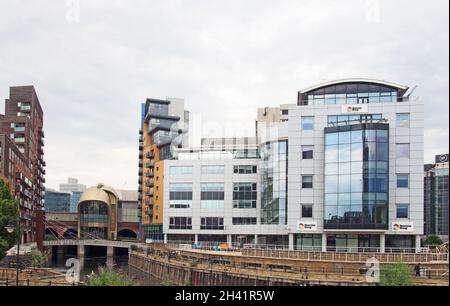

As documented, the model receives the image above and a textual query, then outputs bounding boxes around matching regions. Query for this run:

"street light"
[5,221,20,286]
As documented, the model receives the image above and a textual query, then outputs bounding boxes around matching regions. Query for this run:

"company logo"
[436,154,449,163]
[297,221,317,232]
[341,105,368,114]
[392,222,414,232]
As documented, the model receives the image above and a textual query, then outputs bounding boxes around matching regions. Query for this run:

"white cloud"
[0,0,448,189]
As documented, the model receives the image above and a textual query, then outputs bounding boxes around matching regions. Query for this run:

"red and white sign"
[392,221,414,232]
[297,221,318,232]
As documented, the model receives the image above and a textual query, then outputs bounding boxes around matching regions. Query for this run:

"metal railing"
[243,243,427,254]
[241,248,448,263]
[43,239,140,248]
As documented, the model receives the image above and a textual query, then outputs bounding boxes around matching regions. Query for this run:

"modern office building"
[0,86,45,243]
[287,79,423,252]
[59,177,86,212]
[424,154,449,240]
[141,79,425,253]
[162,137,280,246]
[44,188,71,212]
[70,191,84,213]
[138,97,189,241]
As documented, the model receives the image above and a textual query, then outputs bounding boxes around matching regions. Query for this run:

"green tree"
[31,249,48,268]
[380,262,413,286]
[85,267,137,286]
[0,180,19,260]
[424,235,443,246]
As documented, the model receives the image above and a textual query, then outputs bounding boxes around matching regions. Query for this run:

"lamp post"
[5,221,20,286]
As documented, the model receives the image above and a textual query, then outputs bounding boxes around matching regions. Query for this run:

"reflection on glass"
[324,126,389,230]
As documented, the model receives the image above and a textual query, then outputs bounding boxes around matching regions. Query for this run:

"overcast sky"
[0,0,448,191]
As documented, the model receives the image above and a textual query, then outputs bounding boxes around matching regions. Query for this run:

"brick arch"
[117,228,138,239]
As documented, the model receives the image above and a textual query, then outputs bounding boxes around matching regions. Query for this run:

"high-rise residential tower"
[138,97,189,241]
[0,85,45,243]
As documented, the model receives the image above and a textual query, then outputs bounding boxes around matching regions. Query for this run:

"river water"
[49,255,130,283]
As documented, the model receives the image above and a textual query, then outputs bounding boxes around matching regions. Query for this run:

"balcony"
[146,198,154,206]
[145,189,154,196]
[145,179,154,187]
[145,171,154,178]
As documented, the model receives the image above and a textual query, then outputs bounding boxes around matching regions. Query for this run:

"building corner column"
[288,233,294,251]
[321,233,327,252]
[380,234,386,253]
[415,235,422,253]
[163,234,168,244]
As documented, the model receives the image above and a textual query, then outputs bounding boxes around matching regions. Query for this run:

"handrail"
[43,239,142,248]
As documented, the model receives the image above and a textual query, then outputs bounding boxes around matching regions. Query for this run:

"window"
[200,217,224,230]
[397,174,409,188]
[232,217,257,225]
[169,217,192,229]
[233,183,257,208]
[169,166,193,175]
[302,176,313,188]
[169,183,192,208]
[396,144,410,158]
[396,205,409,219]
[301,205,313,218]
[281,109,289,115]
[201,183,224,209]
[233,165,257,174]
[201,165,225,175]
[302,146,314,159]
[396,113,410,128]
[302,116,314,130]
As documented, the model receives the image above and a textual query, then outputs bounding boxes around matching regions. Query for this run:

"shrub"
[424,235,443,246]
[31,249,48,268]
[380,262,413,286]
[85,267,137,286]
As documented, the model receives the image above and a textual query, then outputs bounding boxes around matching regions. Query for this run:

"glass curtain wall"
[324,124,389,230]
[260,141,288,224]
[79,201,109,239]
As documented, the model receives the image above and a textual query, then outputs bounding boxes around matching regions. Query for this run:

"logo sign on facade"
[297,221,318,232]
[392,222,414,232]
[435,154,449,163]
[341,105,369,114]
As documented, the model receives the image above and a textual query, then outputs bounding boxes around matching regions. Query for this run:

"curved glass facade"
[79,201,109,239]
[324,123,389,230]
[260,141,288,224]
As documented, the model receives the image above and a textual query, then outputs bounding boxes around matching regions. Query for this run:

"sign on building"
[297,221,318,232]
[341,105,369,114]
[392,221,414,232]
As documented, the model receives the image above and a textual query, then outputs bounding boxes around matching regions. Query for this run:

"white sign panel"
[341,105,369,114]
[297,220,318,232]
[392,221,414,232]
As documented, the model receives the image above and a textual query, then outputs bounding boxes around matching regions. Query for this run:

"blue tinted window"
[397,174,409,188]
[339,131,351,144]
[396,205,409,219]
[302,116,314,130]
[325,133,339,145]
[396,113,410,127]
